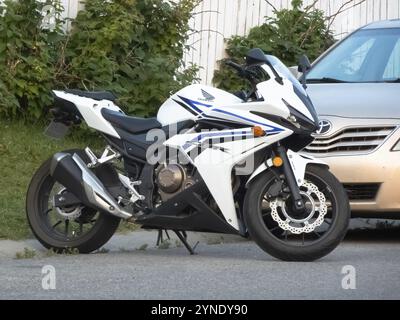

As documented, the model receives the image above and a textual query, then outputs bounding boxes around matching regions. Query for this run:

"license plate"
[44,121,70,139]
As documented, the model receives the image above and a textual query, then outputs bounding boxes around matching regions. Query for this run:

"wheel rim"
[258,172,337,247]
[38,175,100,242]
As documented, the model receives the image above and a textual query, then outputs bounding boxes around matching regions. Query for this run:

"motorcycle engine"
[155,164,196,202]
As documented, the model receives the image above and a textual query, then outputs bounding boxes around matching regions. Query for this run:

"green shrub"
[213,0,335,92]
[0,0,199,121]
[0,0,65,120]
[61,0,199,117]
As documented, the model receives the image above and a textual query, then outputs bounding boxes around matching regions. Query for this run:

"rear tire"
[26,150,120,253]
[244,165,350,261]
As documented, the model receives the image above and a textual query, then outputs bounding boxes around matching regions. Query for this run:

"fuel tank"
[157,84,242,126]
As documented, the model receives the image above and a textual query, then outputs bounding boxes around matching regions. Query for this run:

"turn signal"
[252,126,265,137]
[272,156,283,167]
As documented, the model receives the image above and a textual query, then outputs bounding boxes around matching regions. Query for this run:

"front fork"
[274,145,305,213]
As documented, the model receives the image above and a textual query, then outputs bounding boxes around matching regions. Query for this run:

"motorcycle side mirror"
[298,54,312,74]
[245,48,268,65]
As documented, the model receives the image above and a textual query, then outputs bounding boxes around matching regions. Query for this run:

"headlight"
[283,100,318,133]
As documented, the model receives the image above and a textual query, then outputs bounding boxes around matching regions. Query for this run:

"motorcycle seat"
[64,89,117,102]
[101,108,162,134]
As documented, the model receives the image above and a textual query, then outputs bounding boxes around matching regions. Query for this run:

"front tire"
[26,150,121,253]
[244,165,350,261]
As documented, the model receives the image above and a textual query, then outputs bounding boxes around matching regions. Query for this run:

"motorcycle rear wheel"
[26,150,120,253]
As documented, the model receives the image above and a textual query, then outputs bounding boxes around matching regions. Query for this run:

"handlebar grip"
[225,60,243,72]
[226,61,257,83]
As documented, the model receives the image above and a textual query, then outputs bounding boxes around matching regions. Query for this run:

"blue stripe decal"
[212,108,284,133]
[176,97,283,135]
[178,96,212,115]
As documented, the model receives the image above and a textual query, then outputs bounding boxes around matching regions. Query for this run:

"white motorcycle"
[26,49,350,261]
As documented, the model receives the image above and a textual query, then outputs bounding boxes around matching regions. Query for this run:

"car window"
[338,38,375,77]
[307,28,400,83]
[383,38,400,80]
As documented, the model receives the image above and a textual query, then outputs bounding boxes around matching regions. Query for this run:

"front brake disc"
[269,181,327,234]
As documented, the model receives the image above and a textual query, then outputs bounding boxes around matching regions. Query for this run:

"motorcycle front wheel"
[244,165,350,261]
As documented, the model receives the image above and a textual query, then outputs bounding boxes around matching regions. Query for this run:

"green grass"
[14,247,37,259]
[0,120,141,240]
[0,120,90,240]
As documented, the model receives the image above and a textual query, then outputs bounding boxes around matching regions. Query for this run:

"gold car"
[304,20,400,217]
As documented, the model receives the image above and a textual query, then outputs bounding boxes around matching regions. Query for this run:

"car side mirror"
[298,54,312,74]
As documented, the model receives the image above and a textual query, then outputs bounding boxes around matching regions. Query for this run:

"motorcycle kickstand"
[173,230,199,255]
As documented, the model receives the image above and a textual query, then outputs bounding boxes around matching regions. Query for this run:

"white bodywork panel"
[287,150,327,185]
[164,126,292,230]
[158,81,297,230]
[53,90,123,138]
[157,98,195,126]
[157,84,243,126]
[247,150,328,187]
[259,65,314,120]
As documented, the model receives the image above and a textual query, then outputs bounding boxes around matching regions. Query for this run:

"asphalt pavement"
[0,225,399,300]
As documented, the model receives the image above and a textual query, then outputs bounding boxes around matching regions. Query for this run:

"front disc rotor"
[269,181,327,234]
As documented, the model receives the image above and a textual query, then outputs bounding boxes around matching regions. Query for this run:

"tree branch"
[327,0,367,30]
[264,0,278,12]
[192,10,220,16]
[187,29,224,37]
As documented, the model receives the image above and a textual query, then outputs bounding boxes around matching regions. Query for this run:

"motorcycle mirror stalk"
[298,54,312,89]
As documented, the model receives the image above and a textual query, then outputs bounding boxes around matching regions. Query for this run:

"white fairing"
[156,97,195,126]
[165,130,292,230]
[156,65,317,231]
[258,65,313,120]
[157,84,242,126]
[247,150,328,188]
[161,83,294,230]
[52,90,123,138]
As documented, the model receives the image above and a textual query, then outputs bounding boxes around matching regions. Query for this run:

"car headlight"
[391,139,400,151]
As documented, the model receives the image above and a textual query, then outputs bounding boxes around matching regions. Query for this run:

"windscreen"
[265,55,319,125]
[266,55,307,95]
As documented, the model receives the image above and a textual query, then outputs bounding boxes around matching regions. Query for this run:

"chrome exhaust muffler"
[50,152,132,219]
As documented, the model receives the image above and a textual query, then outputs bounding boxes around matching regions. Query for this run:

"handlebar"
[225,60,260,101]
[225,60,258,80]
[225,61,244,73]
